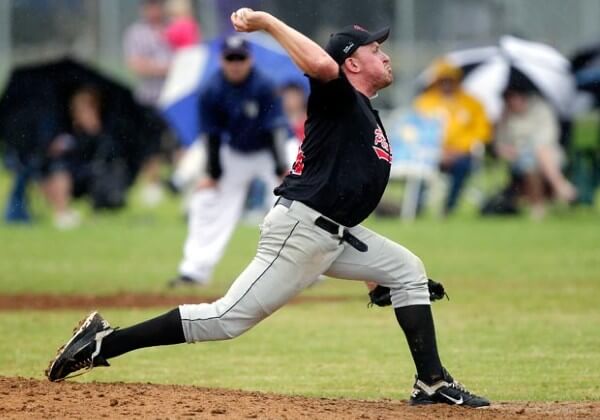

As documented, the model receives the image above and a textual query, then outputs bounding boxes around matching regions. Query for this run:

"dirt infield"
[1,377,598,419]
[2,295,599,418]
[0,293,352,311]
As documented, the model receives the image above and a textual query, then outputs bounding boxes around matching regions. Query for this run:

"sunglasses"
[224,54,249,62]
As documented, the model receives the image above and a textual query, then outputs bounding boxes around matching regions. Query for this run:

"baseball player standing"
[169,35,290,287]
[47,7,489,408]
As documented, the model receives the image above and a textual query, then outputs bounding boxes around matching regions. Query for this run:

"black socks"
[97,305,443,385]
[100,308,186,360]
[394,304,444,384]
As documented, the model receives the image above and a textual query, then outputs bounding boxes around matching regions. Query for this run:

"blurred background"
[0,2,598,404]
[3,0,600,102]
[1,0,599,226]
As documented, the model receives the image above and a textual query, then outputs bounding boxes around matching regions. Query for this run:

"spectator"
[40,88,126,229]
[123,0,173,207]
[495,87,577,219]
[279,82,308,170]
[164,0,201,50]
[280,83,307,141]
[414,59,492,215]
[168,35,289,287]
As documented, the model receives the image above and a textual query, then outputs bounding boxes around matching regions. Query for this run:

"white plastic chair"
[385,110,444,220]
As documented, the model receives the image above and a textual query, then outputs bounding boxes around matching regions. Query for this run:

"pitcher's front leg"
[180,206,340,342]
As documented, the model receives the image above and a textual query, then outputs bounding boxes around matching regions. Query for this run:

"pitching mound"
[1,377,598,419]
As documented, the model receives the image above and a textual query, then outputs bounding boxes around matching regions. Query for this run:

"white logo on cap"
[343,42,355,54]
[227,36,245,48]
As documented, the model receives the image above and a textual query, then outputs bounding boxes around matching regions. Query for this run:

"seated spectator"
[40,87,127,228]
[414,59,492,215]
[164,0,201,50]
[495,87,577,219]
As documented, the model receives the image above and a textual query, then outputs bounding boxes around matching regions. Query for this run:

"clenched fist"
[230,8,270,33]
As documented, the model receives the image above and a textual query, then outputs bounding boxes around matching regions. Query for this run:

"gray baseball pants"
[179,199,430,342]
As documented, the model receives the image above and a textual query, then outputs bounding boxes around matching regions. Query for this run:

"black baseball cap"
[221,36,251,59]
[325,25,390,65]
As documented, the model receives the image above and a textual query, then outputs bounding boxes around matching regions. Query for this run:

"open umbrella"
[0,57,157,220]
[0,56,153,174]
[417,35,577,121]
[159,33,309,147]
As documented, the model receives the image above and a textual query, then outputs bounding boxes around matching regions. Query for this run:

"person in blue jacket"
[169,34,290,287]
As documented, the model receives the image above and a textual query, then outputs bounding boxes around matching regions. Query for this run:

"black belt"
[275,197,368,252]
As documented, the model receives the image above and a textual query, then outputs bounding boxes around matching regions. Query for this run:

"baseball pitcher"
[46,7,489,408]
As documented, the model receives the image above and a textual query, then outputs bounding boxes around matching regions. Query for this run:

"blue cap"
[222,36,251,58]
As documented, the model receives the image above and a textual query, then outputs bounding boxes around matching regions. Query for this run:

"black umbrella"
[0,57,167,219]
[571,44,600,103]
[0,56,159,177]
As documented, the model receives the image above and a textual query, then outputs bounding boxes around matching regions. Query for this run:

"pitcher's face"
[353,42,393,90]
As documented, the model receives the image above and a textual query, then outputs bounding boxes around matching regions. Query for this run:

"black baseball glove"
[367,278,449,307]
[427,278,449,302]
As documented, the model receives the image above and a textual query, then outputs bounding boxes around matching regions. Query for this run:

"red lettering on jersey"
[373,127,389,151]
[291,149,305,175]
[373,146,391,163]
[372,126,392,164]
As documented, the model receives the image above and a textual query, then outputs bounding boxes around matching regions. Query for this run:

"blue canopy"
[159,35,308,147]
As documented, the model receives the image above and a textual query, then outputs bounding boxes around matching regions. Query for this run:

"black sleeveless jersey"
[274,72,392,227]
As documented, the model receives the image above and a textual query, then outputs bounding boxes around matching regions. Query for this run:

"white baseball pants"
[178,145,279,283]
[179,199,430,342]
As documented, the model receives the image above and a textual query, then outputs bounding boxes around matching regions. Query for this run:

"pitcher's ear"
[344,57,360,74]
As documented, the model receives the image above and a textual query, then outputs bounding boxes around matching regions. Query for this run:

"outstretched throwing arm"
[230,8,339,82]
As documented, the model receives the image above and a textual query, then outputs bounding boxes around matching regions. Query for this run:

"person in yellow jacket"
[414,59,492,214]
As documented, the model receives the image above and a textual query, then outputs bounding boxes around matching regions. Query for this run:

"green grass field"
[0,163,599,403]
